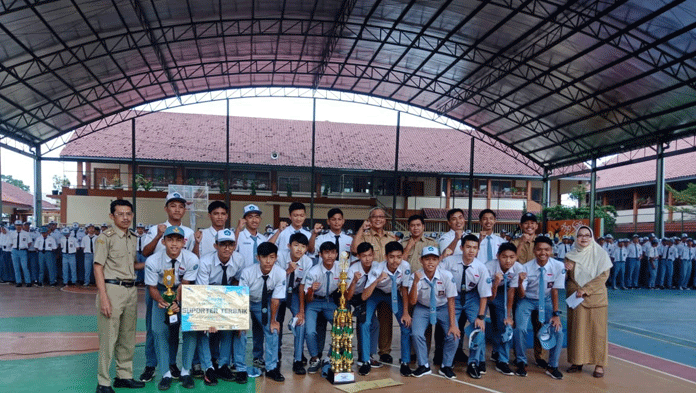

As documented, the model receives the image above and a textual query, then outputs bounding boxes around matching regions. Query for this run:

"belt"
[105,279,136,287]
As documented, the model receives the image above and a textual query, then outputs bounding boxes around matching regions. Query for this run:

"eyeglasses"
[577,234,592,238]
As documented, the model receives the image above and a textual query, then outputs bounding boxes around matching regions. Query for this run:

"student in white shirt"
[82,224,97,286]
[477,209,505,263]
[10,220,32,287]
[438,208,466,257]
[346,242,380,370]
[309,208,353,258]
[646,239,660,289]
[610,239,627,290]
[511,236,565,380]
[35,226,58,286]
[60,227,78,286]
[272,202,311,252]
[196,201,229,258]
[626,235,643,289]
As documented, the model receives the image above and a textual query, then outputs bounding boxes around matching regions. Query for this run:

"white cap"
[166,191,187,205]
[216,229,236,243]
[243,204,262,217]
[421,245,439,257]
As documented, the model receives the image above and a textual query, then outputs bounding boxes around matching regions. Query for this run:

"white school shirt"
[275,226,312,251]
[235,228,268,268]
[412,267,458,308]
[315,231,353,258]
[197,251,245,285]
[347,261,374,295]
[691,246,696,261]
[28,231,39,251]
[662,245,678,260]
[275,249,314,289]
[627,242,643,259]
[602,242,615,255]
[438,229,462,256]
[485,260,524,291]
[136,233,145,253]
[441,256,492,298]
[365,260,413,294]
[679,245,691,260]
[642,242,652,256]
[143,221,195,255]
[556,243,571,259]
[511,258,565,300]
[647,246,659,259]
[198,226,220,258]
[82,235,97,254]
[239,264,286,303]
[35,236,57,251]
[477,233,505,263]
[11,230,32,250]
[60,236,78,254]
[611,246,626,262]
[0,233,7,251]
[144,249,199,287]
[302,262,354,297]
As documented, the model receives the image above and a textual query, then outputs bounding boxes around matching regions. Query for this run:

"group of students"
[599,233,696,290]
[0,220,108,287]
[90,192,571,393]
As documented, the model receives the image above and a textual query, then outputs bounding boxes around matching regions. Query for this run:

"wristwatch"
[477,314,485,320]
[552,311,562,317]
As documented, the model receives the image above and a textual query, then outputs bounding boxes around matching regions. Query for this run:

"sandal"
[593,367,604,378]
[566,364,583,373]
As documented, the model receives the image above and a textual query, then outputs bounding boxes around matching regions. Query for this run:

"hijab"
[565,225,613,287]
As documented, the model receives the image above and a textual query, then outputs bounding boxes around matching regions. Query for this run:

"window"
[278,171,311,193]
[138,166,176,186]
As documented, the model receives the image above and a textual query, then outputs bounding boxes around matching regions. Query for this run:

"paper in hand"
[565,292,584,309]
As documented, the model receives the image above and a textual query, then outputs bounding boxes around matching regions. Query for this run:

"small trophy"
[328,251,355,384]
[162,269,180,327]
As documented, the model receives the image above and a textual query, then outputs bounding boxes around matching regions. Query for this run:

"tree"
[543,204,618,234]
[1,175,30,192]
[666,183,696,215]
[568,184,588,207]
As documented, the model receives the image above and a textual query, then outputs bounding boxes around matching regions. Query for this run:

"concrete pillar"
[655,143,665,238]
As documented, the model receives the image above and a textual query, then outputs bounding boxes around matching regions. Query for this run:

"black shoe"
[491,352,499,363]
[95,385,115,393]
[369,358,383,368]
[50,283,57,287]
[212,358,219,371]
[37,282,43,287]
[265,367,285,382]
[139,366,156,382]
[15,283,21,287]
[380,353,393,364]
[546,367,563,380]
[307,358,321,374]
[203,368,218,386]
[216,365,235,381]
[358,363,371,376]
[515,363,527,377]
[191,364,204,378]
[157,377,172,391]
[292,360,306,375]
[235,371,248,384]
[169,364,181,379]
[252,358,265,370]
[113,378,145,388]
[400,363,412,377]
[467,363,481,379]
[478,361,486,374]
[26,283,32,287]
[535,358,548,369]
[412,365,431,378]
[495,362,514,376]
[180,375,194,389]
[301,354,308,365]
[439,366,456,379]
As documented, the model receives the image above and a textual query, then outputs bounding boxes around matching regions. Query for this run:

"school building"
[595,137,696,235]
[54,111,586,231]
[1,181,59,224]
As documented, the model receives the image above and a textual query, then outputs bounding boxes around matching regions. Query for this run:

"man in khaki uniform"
[512,213,539,264]
[401,214,437,272]
[94,199,145,393]
[351,207,398,364]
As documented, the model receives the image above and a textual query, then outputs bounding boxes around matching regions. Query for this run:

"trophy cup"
[328,251,355,384]
[162,268,180,326]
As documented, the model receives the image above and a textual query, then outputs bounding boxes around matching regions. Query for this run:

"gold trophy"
[328,251,355,384]
[162,268,180,326]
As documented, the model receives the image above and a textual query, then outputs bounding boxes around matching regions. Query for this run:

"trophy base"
[327,370,355,385]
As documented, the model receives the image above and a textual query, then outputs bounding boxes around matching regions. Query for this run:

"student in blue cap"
[35,226,58,286]
[409,245,460,378]
[511,236,565,379]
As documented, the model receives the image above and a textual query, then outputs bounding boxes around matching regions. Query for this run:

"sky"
[1,94,575,205]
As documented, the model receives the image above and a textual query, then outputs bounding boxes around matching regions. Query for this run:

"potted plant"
[52,175,70,194]
[250,180,257,196]
[112,175,123,190]
[135,174,153,191]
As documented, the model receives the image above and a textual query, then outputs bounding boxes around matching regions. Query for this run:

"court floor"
[1,285,694,393]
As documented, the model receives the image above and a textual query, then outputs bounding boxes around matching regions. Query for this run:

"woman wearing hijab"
[563,225,612,378]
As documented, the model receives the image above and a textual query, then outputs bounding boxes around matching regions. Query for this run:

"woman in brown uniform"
[564,225,613,378]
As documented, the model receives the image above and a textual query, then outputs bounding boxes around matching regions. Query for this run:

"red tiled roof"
[60,112,543,176]
[2,182,58,211]
[596,138,696,190]
[615,221,696,234]
[422,208,540,221]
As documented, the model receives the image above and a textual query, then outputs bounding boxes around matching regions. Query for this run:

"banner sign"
[181,285,249,331]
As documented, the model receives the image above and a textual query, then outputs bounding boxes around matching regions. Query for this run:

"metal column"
[391,112,401,230]
[34,144,42,225]
[541,168,550,234]
[466,138,475,229]
[0,146,3,223]
[225,99,231,227]
[589,158,597,230]
[310,98,316,226]
[131,119,137,228]
[655,143,665,238]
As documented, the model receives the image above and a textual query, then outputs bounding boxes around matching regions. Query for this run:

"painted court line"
[608,321,696,348]
[609,342,696,385]
[383,362,505,393]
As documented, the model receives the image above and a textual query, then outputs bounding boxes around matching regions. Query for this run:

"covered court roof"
[1,0,696,172]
